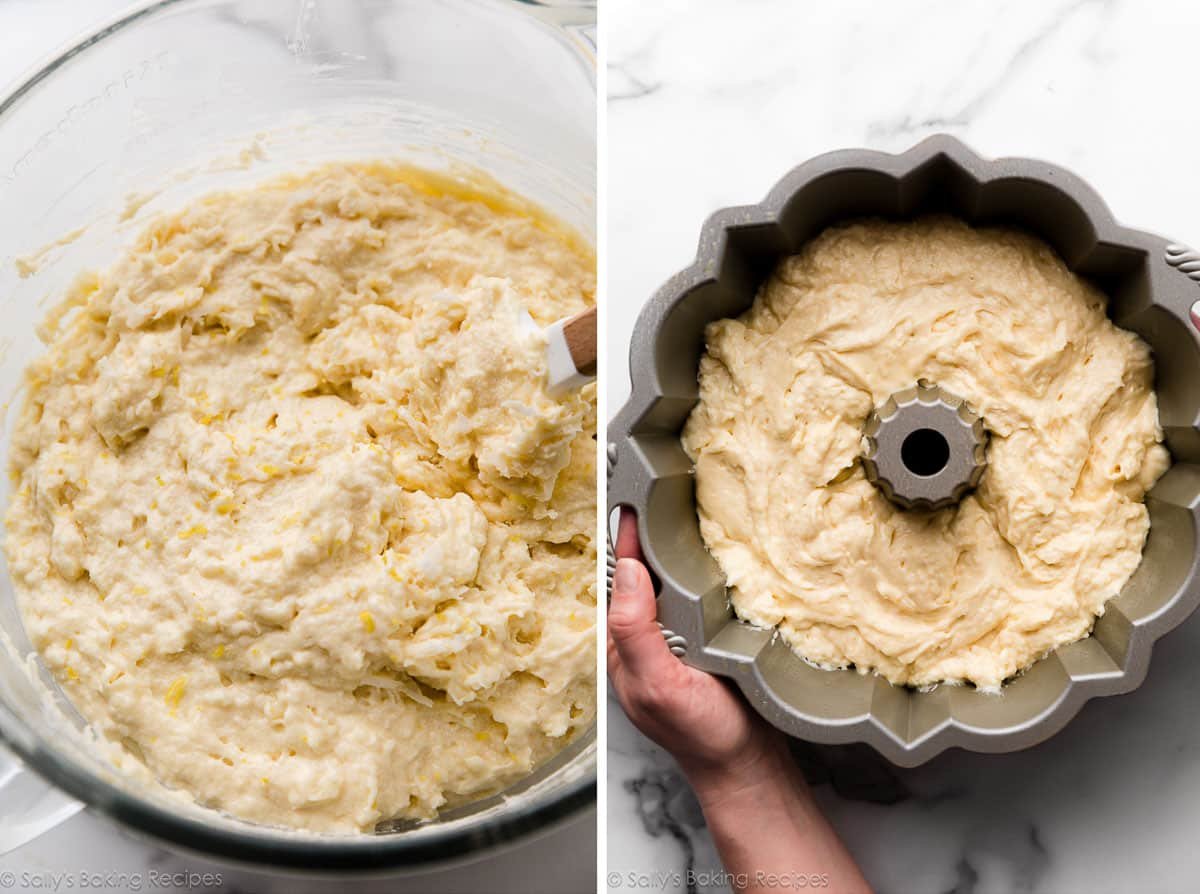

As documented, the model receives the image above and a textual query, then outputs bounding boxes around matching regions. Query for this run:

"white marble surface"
[0,1,594,892]
[607,2,1200,893]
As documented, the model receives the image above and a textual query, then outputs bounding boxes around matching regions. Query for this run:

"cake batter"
[682,217,1168,690]
[5,163,597,832]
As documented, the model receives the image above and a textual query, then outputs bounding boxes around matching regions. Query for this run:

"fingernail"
[613,558,640,594]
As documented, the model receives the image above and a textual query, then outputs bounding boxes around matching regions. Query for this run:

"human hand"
[607,508,872,893]
[606,508,786,795]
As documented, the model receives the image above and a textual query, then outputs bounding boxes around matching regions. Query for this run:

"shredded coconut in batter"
[682,217,1168,690]
[5,163,596,832]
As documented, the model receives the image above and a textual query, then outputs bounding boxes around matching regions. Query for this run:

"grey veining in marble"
[606,1,1200,892]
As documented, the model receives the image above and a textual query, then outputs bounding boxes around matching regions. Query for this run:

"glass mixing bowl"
[0,0,596,870]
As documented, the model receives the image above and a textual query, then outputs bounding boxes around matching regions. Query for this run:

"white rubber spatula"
[542,306,597,393]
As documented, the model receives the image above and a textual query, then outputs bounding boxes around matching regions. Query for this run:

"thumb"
[608,557,676,679]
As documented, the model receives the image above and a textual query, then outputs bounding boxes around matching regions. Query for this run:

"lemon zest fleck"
[165,676,188,712]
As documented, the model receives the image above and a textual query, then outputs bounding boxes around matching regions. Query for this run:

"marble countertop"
[606,1,1200,892]
[0,2,593,892]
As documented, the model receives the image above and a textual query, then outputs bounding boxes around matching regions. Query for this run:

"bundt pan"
[607,134,1200,766]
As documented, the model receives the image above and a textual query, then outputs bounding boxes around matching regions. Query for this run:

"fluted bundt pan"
[607,135,1200,766]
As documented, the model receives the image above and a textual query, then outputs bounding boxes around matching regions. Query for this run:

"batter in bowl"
[5,163,596,832]
[682,216,1168,690]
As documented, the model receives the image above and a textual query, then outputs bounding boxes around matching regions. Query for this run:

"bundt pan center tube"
[607,135,1200,767]
[862,382,988,512]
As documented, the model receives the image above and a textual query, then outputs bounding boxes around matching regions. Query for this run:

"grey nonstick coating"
[607,134,1200,766]
[862,381,987,512]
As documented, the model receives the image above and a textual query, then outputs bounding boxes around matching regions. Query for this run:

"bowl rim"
[0,0,598,871]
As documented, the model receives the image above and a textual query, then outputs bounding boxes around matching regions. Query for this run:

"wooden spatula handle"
[561,306,596,377]
[545,305,596,393]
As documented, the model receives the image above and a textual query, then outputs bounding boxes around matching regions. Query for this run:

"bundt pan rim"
[608,134,1200,767]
